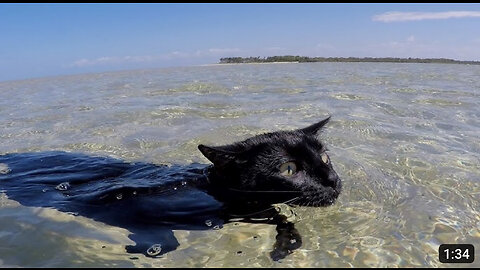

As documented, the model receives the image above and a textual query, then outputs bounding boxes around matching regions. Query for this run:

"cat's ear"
[299,116,331,136]
[198,144,240,167]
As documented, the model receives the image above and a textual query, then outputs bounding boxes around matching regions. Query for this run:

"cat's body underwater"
[0,116,341,261]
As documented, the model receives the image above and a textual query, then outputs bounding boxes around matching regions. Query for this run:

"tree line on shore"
[219,56,480,65]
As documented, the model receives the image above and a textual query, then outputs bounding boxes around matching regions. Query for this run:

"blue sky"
[1,3,480,82]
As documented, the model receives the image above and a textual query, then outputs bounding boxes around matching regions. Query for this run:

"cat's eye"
[321,152,329,164]
[279,162,297,176]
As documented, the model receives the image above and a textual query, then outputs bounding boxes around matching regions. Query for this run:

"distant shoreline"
[206,61,300,66]
[218,56,480,65]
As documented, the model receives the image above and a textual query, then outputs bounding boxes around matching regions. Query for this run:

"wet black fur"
[199,116,341,207]
[0,116,341,261]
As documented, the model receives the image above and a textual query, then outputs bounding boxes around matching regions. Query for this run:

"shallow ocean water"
[0,62,479,267]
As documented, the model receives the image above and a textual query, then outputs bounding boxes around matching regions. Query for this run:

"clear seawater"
[0,62,479,267]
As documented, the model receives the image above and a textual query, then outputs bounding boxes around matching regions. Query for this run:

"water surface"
[0,62,479,267]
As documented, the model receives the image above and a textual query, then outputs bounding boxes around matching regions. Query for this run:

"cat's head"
[198,116,341,207]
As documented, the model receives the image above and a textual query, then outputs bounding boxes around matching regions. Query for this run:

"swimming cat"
[0,116,341,261]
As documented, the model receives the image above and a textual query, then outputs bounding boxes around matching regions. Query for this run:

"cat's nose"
[324,171,340,189]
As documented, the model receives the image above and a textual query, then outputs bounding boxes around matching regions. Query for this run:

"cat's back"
[0,151,223,228]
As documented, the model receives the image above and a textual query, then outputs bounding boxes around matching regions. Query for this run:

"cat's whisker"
[228,196,301,219]
[229,206,277,218]
[282,196,301,205]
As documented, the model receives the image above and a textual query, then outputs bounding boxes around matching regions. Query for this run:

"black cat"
[0,116,341,261]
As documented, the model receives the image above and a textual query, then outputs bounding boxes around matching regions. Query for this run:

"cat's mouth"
[292,185,342,207]
[223,185,341,208]
[223,187,303,202]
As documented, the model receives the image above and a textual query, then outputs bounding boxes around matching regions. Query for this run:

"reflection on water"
[1,62,479,267]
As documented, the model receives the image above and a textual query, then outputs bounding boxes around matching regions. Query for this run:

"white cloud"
[194,48,241,57]
[373,11,480,22]
[207,48,240,54]
[70,55,157,67]
[70,48,242,68]
[407,35,415,42]
[71,58,90,67]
